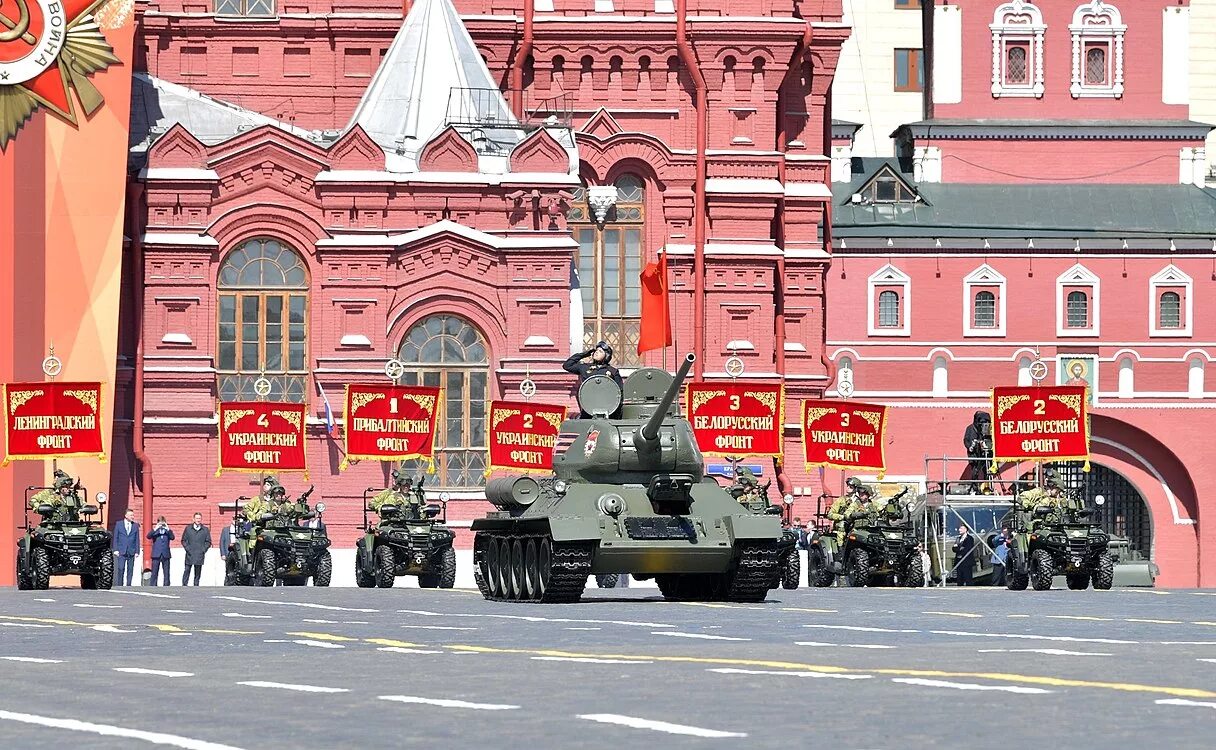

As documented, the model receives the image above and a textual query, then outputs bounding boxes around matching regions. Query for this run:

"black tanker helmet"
[595,340,613,364]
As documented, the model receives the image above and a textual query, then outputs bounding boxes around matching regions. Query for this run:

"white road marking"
[530,656,653,665]
[164,610,194,614]
[1198,658,1216,664]
[169,633,192,637]
[565,627,602,631]
[109,590,180,599]
[238,681,348,694]
[803,625,919,634]
[709,668,872,681]
[72,604,121,609]
[1156,698,1216,710]
[0,623,53,629]
[1161,641,1216,646]
[221,613,272,619]
[214,596,376,613]
[652,632,751,641]
[794,641,896,650]
[0,709,244,750]
[923,611,984,619]
[0,656,62,663]
[1044,615,1114,622]
[1125,618,1181,625]
[577,713,746,738]
[302,619,339,624]
[379,695,518,711]
[343,621,369,625]
[399,625,479,631]
[396,609,673,628]
[89,625,136,634]
[291,640,344,649]
[930,630,1137,645]
[377,647,445,655]
[113,668,194,678]
[892,678,1053,695]
[33,598,55,602]
[978,649,1112,657]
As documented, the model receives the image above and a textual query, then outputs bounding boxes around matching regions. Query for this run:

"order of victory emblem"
[0,0,121,149]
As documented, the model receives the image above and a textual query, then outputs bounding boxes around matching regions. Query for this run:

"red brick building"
[111,0,848,562]
[828,1,1216,586]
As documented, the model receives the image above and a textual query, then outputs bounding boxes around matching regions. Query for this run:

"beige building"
[1190,0,1216,183]
[832,0,927,159]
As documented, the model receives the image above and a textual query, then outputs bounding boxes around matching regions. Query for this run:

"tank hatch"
[577,374,623,418]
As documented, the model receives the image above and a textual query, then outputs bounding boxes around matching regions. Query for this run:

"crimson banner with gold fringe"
[217,401,307,476]
[685,382,784,457]
[801,399,888,477]
[341,384,441,470]
[486,400,567,474]
[991,385,1089,468]
[2,382,106,465]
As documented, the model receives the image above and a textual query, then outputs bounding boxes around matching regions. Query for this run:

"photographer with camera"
[146,516,175,586]
[963,411,993,494]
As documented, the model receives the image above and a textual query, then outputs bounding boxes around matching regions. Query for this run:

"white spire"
[347,0,517,172]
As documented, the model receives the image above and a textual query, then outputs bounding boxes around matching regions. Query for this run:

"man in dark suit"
[181,513,211,586]
[112,509,140,586]
[146,516,174,586]
[952,525,976,586]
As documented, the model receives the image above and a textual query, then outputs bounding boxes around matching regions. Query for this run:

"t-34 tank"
[472,353,784,603]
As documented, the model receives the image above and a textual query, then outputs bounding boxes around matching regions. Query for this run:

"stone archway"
[1046,461,1153,560]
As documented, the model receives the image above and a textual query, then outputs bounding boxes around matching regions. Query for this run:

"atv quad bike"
[1004,502,1113,591]
[805,492,923,588]
[16,486,113,591]
[354,477,455,589]
[225,489,332,587]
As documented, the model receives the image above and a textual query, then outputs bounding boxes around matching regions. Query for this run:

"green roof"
[832,158,1216,239]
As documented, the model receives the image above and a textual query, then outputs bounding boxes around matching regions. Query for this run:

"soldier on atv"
[371,469,424,520]
[29,470,82,523]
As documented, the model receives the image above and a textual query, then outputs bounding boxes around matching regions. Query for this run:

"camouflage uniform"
[729,468,769,511]
[29,470,81,522]
[371,470,421,518]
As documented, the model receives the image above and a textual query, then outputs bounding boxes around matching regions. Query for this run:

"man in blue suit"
[112,508,140,586]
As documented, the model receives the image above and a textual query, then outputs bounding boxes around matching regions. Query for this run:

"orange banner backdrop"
[487,400,566,474]
[217,402,308,476]
[341,384,441,470]
[991,385,1090,467]
[685,382,784,458]
[2,381,106,464]
[801,399,889,477]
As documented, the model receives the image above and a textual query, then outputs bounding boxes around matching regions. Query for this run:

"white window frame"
[868,264,911,337]
[962,263,1007,337]
[1069,2,1126,99]
[1148,264,1193,337]
[1056,263,1100,337]
[991,1,1046,98]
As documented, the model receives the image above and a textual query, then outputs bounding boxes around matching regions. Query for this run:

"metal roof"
[833,158,1216,239]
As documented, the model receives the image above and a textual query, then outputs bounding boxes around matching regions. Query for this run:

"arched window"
[1084,46,1106,85]
[973,291,997,328]
[217,239,308,402]
[570,174,646,367]
[1189,358,1205,398]
[990,1,1046,98]
[1070,2,1126,98]
[1118,357,1134,398]
[1066,291,1089,328]
[1017,357,1032,386]
[1159,292,1182,329]
[399,315,489,488]
[932,356,949,397]
[878,291,901,328]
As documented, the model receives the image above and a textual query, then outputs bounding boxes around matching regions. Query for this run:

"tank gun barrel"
[637,353,695,444]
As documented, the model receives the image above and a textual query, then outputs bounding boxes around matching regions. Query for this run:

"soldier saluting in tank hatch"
[563,341,624,418]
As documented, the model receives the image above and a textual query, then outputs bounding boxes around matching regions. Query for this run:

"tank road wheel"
[510,539,526,601]
[1006,548,1029,591]
[845,548,873,588]
[1092,552,1115,591]
[437,546,457,589]
[807,548,834,588]
[374,545,396,589]
[255,548,277,587]
[313,551,333,587]
[94,550,114,590]
[30,548,51,590]
[1066,573,1090,590]
[536,537,551,599]
[595,573,620,589]
[1030,549,1054,591]
[523,540,539,599]
[781,550,801,590]
[498,537,515,600]
[484,536,502,598]
[902,553,926,588]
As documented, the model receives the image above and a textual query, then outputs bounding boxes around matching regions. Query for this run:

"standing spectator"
[112,509,140,586]
[990,533,1008,587]
[181,513,211,586]
[219,516,239,562]
[793,517,807,550]
[952,525,976,586]
[147,516,174,586]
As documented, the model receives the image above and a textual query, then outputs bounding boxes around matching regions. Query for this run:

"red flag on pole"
[638,250,673,355]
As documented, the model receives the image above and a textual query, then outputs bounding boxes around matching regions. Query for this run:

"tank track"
[725,541,781,603]
[473,530,592,603]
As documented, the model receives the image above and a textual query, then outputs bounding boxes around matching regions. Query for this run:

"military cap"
[52,470,73,488]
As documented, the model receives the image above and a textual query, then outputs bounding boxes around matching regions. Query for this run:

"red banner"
[2,382,106,464]
[342,384,441,469]
[217,402,307,475]
[487,400,567,474]
[685,382,784,457]
[801,399,888,477]
[991,386,1089,465]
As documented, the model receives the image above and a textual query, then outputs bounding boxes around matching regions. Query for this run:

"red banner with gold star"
[991,386,1089,466]
[685,382,784,457]
[217,401,307,476]
[801,399,888,477]
[341,384,441,470]
[2,381,105,464]
[487,400,567,474]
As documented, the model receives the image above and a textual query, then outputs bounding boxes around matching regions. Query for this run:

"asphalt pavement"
[0,584,1214,749]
